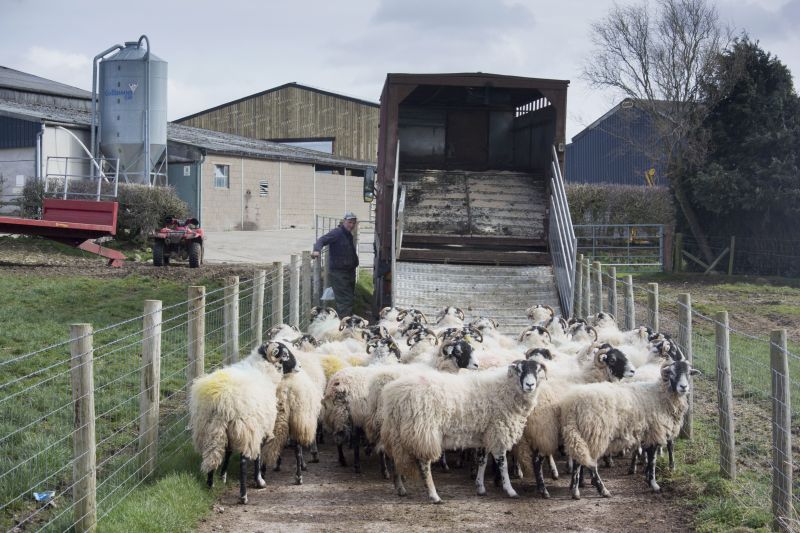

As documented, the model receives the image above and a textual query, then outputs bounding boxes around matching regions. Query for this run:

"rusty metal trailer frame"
[373,73,570,309]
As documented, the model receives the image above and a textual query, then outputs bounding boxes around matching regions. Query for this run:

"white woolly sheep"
[380,359,547,503]
[526,304,555,325]
[307,306,340,342]
[560,360,699,499]
[188,341,299,504]
[433,306,465,330]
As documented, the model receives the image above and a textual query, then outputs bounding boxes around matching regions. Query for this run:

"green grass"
[0,273,235,531]
[354,269,374,318]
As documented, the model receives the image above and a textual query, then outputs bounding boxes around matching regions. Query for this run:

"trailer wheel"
[153,240,165,267]
[189,241,202,268]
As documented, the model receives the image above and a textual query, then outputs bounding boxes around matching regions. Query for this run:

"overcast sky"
[1,0,799,140]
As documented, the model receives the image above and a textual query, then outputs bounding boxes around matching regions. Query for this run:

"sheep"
[188,341,299,504]
[560,360,699,499]
[261,344,324,485]
[377,306,404,337]
[338,315,370,341]
[518,325,552,350]
[395,308,429,333]
[433,306,465,330]
[380,359,547,503]
[399,327,439,364]
[289,334,327,461]
[526,304,555,325]
[267,324,302,343]
[469,317,518,350]
[513,345,636,499]
[308,306,340,341]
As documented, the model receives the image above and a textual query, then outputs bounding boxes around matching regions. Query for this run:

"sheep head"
[594,347,635,380]
[661,360,700,395]
[440,339,479,370]
[508,359,547,393]
[258,341,301,374]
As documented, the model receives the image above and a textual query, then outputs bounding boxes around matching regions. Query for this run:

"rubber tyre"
[152,240,165,267]
[189,241,202,268]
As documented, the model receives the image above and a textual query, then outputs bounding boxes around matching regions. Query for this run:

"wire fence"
[0,254,314,532]
[575,256,798,531]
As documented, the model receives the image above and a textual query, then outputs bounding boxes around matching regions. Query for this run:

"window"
[214,164,229,189]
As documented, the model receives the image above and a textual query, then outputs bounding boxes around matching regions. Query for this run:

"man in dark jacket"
[311,211,359,316]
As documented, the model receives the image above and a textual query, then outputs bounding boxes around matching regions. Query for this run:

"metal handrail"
[548,145,577,317]
[44,156,120,201]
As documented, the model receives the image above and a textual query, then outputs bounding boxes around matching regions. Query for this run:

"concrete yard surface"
[203,229,317,265]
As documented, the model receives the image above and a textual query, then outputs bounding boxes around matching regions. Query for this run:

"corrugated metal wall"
[176,86,379,162]
[565,105,664,186]
[0,116,38,149]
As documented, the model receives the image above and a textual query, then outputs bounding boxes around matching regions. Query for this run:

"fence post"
[647,283,659,332]
[140,300,162,479]
[301,251,312,328]
[224,276,240,365]
[592,261,603,315]
[290,254,300,328]
[678,293,693,439]
[674,232,684,273]
[607,266,618,320]
[715,311,736,480]
[728,236,736,276]
[624,275,635,330]
[272,262,284,325]
[574,254,584,318]
[770,329,792,532]
[582,257,591,318]
[70,323,96,533]
[251,270,265,349]
[188,286,206,382]
[313,257,322,306]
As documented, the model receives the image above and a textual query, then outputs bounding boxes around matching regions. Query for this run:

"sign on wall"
[259,180,269,197]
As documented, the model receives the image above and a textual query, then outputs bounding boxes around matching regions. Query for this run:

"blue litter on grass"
[33,491,55,503]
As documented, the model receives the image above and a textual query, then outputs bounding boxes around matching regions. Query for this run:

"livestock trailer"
[373,73,576,332]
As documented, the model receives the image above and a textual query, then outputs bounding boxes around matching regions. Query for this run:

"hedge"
[566,183,675,227]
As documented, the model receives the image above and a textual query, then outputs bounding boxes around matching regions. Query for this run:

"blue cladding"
[0,116,38,149]
[566,104,664,186]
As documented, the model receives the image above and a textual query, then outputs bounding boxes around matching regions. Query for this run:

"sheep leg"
[337,443,348,467]
[603,454,614,468]
[645,445,660,492]
[570,463,581,500]
[316,425,325,444]
[495,452,519,498]
[300,446,308,471]
[667,438,675,471]
[238,454,248,504]
[533,453,550,499]
[578,464,586,488]
[474,448,488,496]
[548,454,559,480]
[310,439,320,463]
[628,448,640,475]
[219,446,232,483]
[294,444,304,485]
[379,450,390,480]
[389,458,407,496]
[491,455,502,487]
[206,470,214,488]
[454,449,466,469]
[273,455,282,472]
[590,466,611,497]
[438,452,450,472]
[418,460,441,504]
[469,449,479,480]
[351,428,362,474]
[567,456,574,474]
[509,453,522,479]
[254,455,266,488]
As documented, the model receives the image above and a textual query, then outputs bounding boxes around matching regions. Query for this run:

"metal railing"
[549,145,577,317]
[574,224,664,270]
[44,156,120,201]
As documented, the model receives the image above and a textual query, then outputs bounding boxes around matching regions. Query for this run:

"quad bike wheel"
[153,240,165,267]
[189,241,202,268]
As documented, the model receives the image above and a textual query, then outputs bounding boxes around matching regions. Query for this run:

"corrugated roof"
[0,97,373,170]
[0,66,91,100]
[175,82,380,122]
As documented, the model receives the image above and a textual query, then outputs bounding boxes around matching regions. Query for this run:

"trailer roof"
[383,72,570,90]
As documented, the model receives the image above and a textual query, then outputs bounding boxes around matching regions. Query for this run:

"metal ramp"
[393,262,561,335]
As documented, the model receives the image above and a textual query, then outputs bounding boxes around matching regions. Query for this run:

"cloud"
[23,46,92,90]
[372,0,535,32]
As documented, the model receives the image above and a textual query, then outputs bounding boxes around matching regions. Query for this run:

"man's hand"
[311,251,320,258]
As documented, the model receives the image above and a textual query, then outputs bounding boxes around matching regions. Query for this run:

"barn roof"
[0,66,91,100]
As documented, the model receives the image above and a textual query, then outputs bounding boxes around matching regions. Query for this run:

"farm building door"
[168,163,200,222]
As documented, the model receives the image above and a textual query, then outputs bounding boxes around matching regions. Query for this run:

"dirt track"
[196,441,688,533]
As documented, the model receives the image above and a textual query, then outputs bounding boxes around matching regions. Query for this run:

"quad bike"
[151,216,204,268]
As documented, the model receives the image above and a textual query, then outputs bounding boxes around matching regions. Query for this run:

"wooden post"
[674,232,684,273]
[624,275,635,330]
[574,254,584,319]
[321,248,329,291]
[647,282,659,331]
[663,229,674,272]
[678,293,693,439]
[607,266,618,320]
[272,261,284,326]
[188,286,205,382]
[289,254,300,328]
[770,329,792,532]
[313,257,322,306]
[251,270,265,349]
[140,300,161,479]
[582,257,591,318]
[224,276,240,365]
[715,311,736,480]
[70,323,96,533]
[301,251,312,327]
[728,236,736,276]
[592,261,603,315]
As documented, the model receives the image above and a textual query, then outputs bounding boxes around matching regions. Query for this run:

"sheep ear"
[492,318,499,328]
[508,361,523,377]
[396,310,407,322]
[660,365,673,381]
[257,344,268,359]
[597,351,608,364]
[689,368,701,376]
[537,362,548,379]
[444,344,454,357]
[311,306,320,317]
[456,308,465,320]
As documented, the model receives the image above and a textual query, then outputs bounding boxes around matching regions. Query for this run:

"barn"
[174,82,379,163]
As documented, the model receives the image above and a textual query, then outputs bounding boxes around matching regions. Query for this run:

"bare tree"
[584,0,730,263]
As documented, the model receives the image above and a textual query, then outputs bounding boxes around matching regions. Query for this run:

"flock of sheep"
[188,303,698,505]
